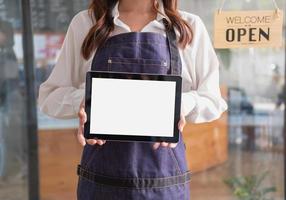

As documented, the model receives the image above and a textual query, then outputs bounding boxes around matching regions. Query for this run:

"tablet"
[84,71,182,143]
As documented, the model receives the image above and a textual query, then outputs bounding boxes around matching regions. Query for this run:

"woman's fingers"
[161,142,169,147]
[153,142,161,150]
[162,142,177,148]
[153,142,178,150]
[168,143,178,148]
[96,140,106,146]
[86,139,107,146]
[86,139,97,145]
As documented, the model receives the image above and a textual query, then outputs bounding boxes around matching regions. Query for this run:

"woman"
[38,0,228,199]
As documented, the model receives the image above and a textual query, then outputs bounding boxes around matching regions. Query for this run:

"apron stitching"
[79,165,189,181]
[79,175,191,190]
[107,61,165,67]
[108,57,167,61]
[78,165,191,189]
[168,148,182,174]
[105,42,169,45]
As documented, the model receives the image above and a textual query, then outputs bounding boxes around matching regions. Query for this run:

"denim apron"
[77,19,191,200]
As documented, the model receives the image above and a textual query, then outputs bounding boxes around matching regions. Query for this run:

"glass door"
[0,0,29,199]
[179,0,285,199]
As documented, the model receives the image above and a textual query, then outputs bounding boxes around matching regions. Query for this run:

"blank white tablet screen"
[90,78,176,137]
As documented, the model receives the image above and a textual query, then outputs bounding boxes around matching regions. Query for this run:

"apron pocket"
[77,164,191,189]
[168,148,183,174]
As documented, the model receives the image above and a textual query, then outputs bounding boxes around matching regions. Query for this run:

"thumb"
[178,117,186,132]
[77,128,86,146]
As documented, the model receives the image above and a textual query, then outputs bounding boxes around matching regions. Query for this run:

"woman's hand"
[153,114,186,150]
[77,99,106,146]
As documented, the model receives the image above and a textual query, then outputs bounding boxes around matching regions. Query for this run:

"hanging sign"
[214,2,283,48]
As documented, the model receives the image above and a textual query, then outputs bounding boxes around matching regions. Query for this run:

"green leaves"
[224,171,276,200]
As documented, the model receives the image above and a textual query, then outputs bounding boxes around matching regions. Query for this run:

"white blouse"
[38,1,228,123]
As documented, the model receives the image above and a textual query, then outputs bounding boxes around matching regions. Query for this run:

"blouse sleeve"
[181,15,228,123]
[38,14,87,119]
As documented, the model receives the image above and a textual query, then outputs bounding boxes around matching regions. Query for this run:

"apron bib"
[77,19,191,200]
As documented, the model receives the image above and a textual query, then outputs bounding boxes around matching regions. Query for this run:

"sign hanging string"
[218,0,279,13]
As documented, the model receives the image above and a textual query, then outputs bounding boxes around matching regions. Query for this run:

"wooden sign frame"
[214,10,284,48]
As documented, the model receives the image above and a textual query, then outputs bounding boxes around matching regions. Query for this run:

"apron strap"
[77,165,191,189]
[162,18,182,76]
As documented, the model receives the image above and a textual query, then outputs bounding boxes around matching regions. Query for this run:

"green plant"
[224,171,276,200]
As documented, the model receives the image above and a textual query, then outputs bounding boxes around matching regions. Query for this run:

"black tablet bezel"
[84,71,182,143]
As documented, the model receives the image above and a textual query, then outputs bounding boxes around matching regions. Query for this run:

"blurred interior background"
[0,0,285,199]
